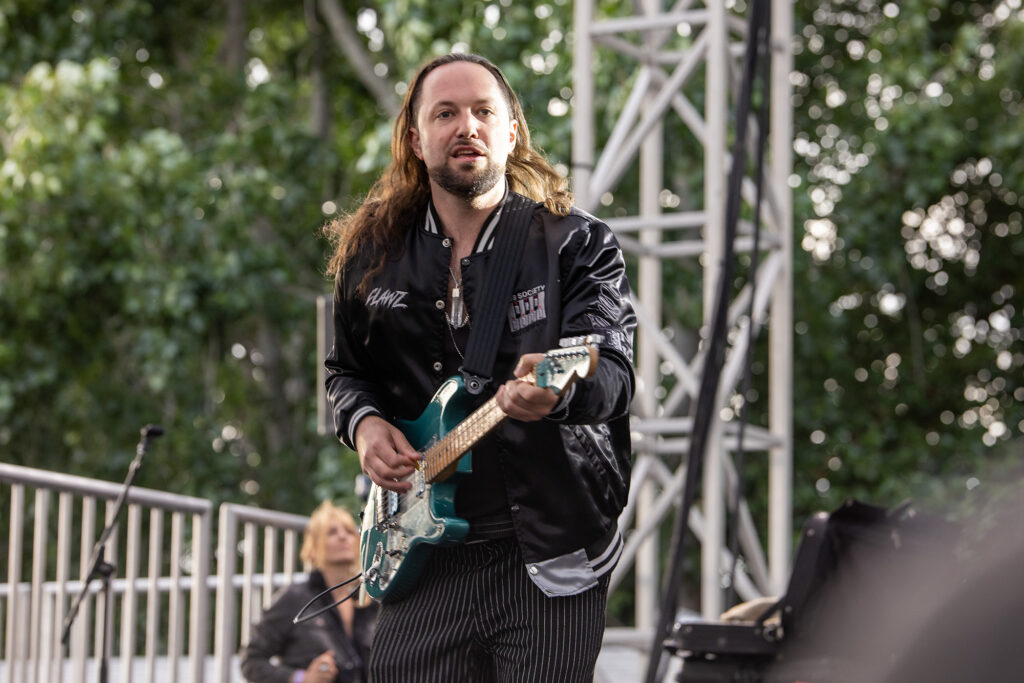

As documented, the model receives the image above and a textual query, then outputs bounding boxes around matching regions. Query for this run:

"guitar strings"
[423,399,503,480]
[421,371,542,481]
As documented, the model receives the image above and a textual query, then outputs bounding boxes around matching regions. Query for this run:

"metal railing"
[213,503,309,683]
[2,463,647,681]
[0,463,313,683]
[1,463,213,683]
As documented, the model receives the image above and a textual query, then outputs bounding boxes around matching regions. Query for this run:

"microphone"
[136,424,165,458]
[64,423,164,651]
[140,424,165,438]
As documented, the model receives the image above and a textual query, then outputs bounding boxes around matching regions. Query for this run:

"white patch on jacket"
[508,285,547,332]
[366,287,409,310]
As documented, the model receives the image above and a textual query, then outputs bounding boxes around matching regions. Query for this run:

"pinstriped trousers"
[368,538,610,683]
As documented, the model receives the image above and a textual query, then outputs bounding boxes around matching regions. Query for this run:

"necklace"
[447,319,466,360]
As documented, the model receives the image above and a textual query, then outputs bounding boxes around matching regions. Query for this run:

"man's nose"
[456,111,479,138]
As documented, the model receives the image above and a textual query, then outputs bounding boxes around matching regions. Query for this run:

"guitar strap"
[459,191,537,395]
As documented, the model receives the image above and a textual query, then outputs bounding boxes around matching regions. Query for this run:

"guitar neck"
[421,372,535,483]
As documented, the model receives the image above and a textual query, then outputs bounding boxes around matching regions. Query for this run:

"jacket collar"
[422,180,511,254]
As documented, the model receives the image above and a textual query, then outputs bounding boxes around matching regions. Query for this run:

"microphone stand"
[60,424,164,683]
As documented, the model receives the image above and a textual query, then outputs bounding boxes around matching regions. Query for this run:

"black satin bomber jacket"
[324,192,637,596]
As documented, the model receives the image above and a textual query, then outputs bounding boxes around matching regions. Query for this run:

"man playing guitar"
[324,52,636,683]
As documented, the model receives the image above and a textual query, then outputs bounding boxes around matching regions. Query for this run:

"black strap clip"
[460,369,491,395]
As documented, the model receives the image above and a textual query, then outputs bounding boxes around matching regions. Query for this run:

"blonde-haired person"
[241,501,377,683]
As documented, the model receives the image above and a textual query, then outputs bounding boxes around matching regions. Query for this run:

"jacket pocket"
[561,423,628,513]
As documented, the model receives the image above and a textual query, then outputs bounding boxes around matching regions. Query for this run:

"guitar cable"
[292,573,363,624]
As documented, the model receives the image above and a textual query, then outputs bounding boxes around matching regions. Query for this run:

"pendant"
[450,287,466,327]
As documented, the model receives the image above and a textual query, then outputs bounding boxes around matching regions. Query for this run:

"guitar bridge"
[374,519,400,533]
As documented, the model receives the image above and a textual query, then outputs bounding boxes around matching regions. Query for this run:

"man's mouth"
[451,146,485,160]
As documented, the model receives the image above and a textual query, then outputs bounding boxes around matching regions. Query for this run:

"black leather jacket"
[325,192,636,596]
[240,570,377,683]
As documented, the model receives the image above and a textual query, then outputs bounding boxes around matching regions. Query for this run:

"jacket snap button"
[510,504,520,513]
[442,237,451,247]
[433,362,442,372]
[529,565,539,575]
[461,258,470,266]
[435,299,444,310]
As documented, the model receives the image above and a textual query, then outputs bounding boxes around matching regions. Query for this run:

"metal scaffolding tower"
[572,0,794,628]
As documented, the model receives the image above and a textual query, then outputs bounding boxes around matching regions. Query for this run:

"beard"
[428,157,506,200]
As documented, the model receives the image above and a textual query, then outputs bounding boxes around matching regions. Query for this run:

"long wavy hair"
[323,53,573,286]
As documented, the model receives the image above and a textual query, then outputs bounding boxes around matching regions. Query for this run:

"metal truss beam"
[573,0,793,634]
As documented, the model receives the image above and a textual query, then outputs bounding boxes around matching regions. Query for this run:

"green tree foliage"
[0,0,373,510]
[2,0,1021,540]
[0,0,584,516]
[787,0,1024,521]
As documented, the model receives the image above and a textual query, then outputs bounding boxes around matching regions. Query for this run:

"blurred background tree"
[0,0,579,514]
[1,0,1021,613]
[786,0,1023,523]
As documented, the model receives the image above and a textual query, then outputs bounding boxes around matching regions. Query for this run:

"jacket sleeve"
[239,591,301,683]
[550,217,637,425]
[324,274,386,450]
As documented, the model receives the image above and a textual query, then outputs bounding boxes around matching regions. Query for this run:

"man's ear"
[409,127,423,160]
[509,119,518,150]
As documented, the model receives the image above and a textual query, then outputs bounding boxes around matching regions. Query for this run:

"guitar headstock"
[534,342,599,395]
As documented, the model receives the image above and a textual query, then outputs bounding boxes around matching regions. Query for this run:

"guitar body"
[359,376,475,603]
[358,341,599,604]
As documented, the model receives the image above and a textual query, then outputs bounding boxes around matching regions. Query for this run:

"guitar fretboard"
[421,371,536,482]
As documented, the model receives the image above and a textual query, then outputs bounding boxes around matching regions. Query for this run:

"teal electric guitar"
[359,342,599,603]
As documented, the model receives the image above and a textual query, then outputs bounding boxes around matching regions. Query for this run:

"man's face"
[409,61,518,202]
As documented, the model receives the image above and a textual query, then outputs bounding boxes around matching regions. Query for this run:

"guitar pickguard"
[361,466,466,600]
